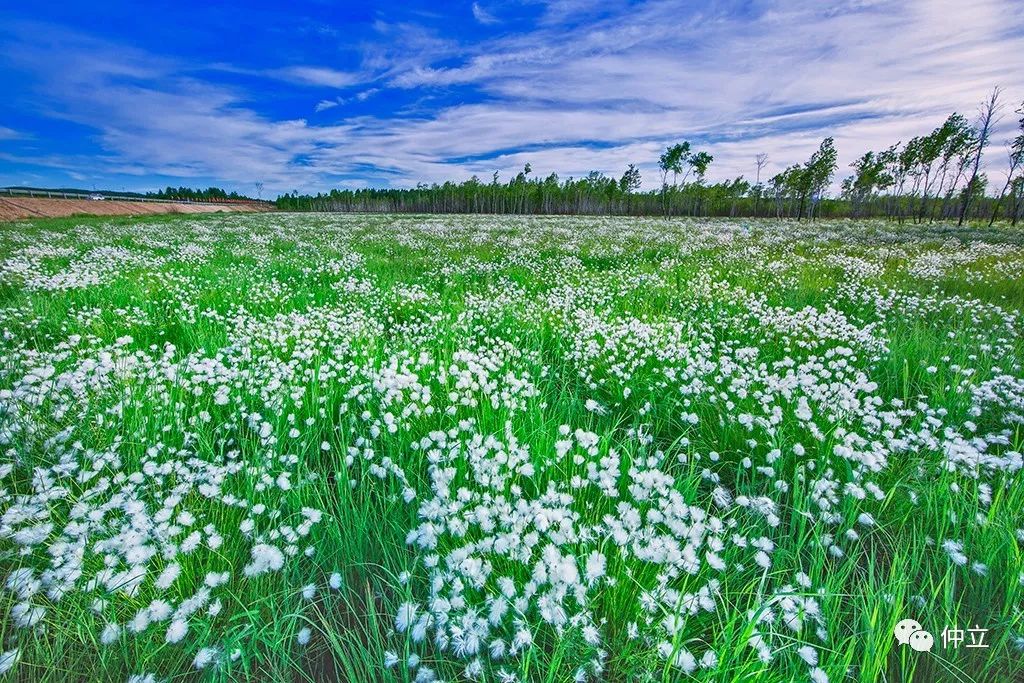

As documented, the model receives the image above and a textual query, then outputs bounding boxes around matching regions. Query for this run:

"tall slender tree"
[959,87,1002,226]
[989,100,1024,225]
[796,137,837,220]
[619,164,642,214]
[753,153,769,217]
[659,142,690,215]
[928,114,973,221]
[842,147,895,217]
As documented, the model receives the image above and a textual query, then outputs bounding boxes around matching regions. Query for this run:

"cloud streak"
[272,66,361,89]
[0,1,1022,194]
[471,3,499,25]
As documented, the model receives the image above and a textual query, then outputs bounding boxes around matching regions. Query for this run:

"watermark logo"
[908,629,934,652]
[894,618,989,653]
[894,619,926,647]
[941,626,989,649]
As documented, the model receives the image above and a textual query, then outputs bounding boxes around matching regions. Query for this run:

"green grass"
[0,213,1022,682]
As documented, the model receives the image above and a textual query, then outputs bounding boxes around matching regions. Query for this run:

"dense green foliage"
[148,186,251,202]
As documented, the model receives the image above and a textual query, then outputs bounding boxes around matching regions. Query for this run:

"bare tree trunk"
[990,178,1012,226]
[959,87,1002,226]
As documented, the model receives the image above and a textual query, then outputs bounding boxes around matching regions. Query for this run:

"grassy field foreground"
[1,213,1023,682]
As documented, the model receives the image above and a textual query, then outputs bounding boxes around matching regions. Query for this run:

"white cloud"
[376,0,1024,188]
[2,2,1023,194]
[273,65,359,88]
[314,99,342,112]
[472,2,499,25]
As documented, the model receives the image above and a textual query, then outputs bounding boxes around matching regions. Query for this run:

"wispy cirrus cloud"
[271,65,361,89]
[0,1,1022,194]
[471,2,499,25]
[314,99,341,113]
[314,88,379,114]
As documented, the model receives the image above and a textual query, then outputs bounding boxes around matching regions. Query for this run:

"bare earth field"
[0,196,273,221]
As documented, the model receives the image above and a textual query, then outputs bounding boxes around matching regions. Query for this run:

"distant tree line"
[148,186,251,201]
[278,89,1024,224]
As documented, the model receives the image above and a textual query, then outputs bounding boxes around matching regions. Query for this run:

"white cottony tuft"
[0,650,19,675]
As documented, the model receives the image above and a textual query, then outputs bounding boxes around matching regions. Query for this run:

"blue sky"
[1,0,1023,196]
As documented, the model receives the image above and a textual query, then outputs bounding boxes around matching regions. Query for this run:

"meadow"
[0,212,1022,682]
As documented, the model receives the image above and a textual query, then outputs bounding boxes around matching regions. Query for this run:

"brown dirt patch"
[0,197,274,221]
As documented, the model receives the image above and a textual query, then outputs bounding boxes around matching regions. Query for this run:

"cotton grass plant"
[0,212,1022,681]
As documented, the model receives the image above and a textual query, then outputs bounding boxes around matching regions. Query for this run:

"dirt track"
[0,197,274,221]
